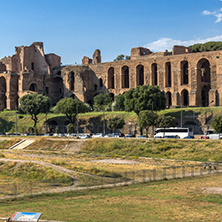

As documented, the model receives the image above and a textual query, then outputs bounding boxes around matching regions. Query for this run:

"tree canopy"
[114,54,130,61]
[138,110,158,137]
[19,93,51,128]
[189,41,222,53]
[107,116,125,133]
[55,98,89,124]
[155,115,176,128]
[93,93,112,111]
[115,94,125,111]
[211,116,222,133]
[124,85,166,116]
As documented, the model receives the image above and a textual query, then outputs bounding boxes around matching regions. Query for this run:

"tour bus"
[154,127,193,139]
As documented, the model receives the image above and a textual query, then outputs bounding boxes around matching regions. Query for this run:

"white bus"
[154,127,193,139]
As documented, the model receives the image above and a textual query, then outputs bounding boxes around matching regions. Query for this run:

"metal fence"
[0,163,221,199]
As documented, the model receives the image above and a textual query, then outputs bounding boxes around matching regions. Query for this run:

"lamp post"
[103,105,105,135]
[76,103,79,135]
[180,94,183,128]
[152,102,154,138]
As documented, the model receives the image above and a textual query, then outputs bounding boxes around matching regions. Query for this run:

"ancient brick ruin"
[1,42,222,112]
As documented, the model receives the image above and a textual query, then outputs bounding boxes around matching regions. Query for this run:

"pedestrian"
[214,165,217,170]
[203,163,206,169]
[209,163,212,170]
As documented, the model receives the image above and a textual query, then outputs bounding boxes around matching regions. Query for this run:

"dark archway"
[109,93,114,101]
[166,91,172,107]
[201,85,210,107]
[197,59,211,83]
[136,65,144,86]
[122,66,129,88]
[99,78,103,88]
[29,83,38,92]
[165,62,171,87]
[181,89,189,106]
[151,63,158,85]
[108,67,114,89]
[69,71,74,91]
[181,60,188,85]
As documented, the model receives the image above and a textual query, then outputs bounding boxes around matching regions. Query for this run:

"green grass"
[0,174,222,221]
[82,138,222,162]
[0,105,221,134]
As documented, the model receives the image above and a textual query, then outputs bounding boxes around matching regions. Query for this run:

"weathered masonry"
[82,45,222,108]
[1,42,222,111]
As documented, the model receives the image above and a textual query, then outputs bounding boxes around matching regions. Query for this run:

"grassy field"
[0,137,222,221]
[0,174,222,221]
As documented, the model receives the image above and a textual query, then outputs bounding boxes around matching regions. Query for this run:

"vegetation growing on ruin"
[189,41,222,52]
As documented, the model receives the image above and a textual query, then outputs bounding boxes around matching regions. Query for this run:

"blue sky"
[1,0,222,65]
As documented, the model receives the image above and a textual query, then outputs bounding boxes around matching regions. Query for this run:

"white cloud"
[203,7,222,23]
[144,36,222,52]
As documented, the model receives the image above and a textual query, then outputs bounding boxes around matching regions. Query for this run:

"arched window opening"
[31,62,34,71]
[181,89,189,106]
[69,72,74,91]
[108,67,115,89]
[99,78,103,88]
[166,91,172,107]
[109,93,114,101]
[29,83,38,92]
[136,65,144,86]
[201,85,210,107]
[165,62,171,87]
[197,59,211,83]
[152,63,158,85]
[122,66,129,88]
[181,61,188,85]
[0,77,6,110]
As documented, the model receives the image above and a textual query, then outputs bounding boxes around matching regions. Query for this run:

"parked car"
[78,134,91,139]
[114,133,125,138]
[104,133,114,138]
[125,134,134,138]
[137,135,146,138]
[92,133,104,138]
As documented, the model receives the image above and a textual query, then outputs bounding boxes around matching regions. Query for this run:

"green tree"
[93,93,112,111]
[114,54,130,61]
[189,41,222,53]
[138,110,158,137]
[155,115,176,137]
[211,116,222,133]
[19,93,51,128]
[124,85,166,116]
[55,98,89,125]
[67,123,74,133]
[107,116,125,133]
[115,94,125,111]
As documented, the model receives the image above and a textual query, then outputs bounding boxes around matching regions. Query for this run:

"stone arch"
[197,58,211,83]
[136,65,144,86]
[121,66,129,88]
[165,62,171,87]
[29,83,38,92]
[151,63,158,85]
[181,89,189,106]
[201,85,210,107]
[48,120,58,132]
[181,60,188,85]
[99,78,103,88]
[0,76,6,110]
[109,93,114,101]
[166,91,172,107]
[68,71,75,91]
[108,67,115,89]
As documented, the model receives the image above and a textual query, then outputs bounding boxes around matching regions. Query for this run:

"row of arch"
[107,58,211,89]
[165,86,211,107]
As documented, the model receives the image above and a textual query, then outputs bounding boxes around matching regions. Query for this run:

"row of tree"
[18,84,176,136]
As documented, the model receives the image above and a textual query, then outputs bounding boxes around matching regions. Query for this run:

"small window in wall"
[31,62,34,71]
[46,87,49,94]
[94,84,98,91]
[99,78,103,88]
